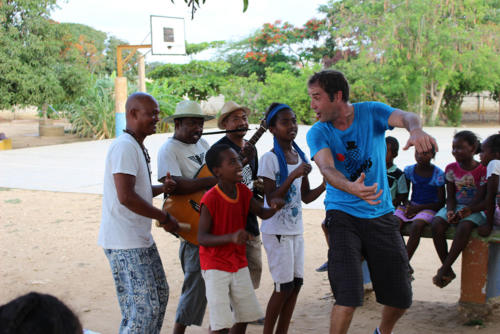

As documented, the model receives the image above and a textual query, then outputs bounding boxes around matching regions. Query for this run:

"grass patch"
[0,187,10,191]
[4,198,21,204]
[464,319,484,327]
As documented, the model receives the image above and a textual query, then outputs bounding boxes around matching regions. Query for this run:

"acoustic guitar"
[160,119,268,245]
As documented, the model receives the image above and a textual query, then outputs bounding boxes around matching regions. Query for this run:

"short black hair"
[484,134,500,154]
[265,102,292,128]
[0,292,82,334]
[385,136,399,156]
[308,70,350,102]
[454,130,481,154]
[205,144,232,174]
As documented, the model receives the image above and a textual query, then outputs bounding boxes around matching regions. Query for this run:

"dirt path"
[1,189,500,333]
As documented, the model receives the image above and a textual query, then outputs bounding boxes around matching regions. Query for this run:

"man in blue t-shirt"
[306,70,437,334]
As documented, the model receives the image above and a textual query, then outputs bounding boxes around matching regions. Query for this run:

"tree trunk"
[430,84,446,125]
[419,91,425,122]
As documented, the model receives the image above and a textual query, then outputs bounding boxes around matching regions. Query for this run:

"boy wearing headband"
[258,103,326,334]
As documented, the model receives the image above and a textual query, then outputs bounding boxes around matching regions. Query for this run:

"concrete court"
[0,125,497,209]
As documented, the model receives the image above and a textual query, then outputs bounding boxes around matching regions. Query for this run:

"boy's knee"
[431,219,445,232]
[411,220,426,231]
[276,277,303,293]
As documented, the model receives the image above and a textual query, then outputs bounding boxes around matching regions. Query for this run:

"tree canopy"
[319,0,500,124]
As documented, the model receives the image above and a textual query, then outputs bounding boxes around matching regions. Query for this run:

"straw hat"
[217,101,251,129]
[164,100,215,122]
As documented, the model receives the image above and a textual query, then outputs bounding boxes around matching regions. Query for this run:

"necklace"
[123,129,152,183]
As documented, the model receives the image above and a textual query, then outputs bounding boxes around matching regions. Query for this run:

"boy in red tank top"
[198,144,284,334]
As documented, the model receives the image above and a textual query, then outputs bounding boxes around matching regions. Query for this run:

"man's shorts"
[201,267,263,331]
[434,205,486,226]
[262,233,304,292]
[326,210,412,309]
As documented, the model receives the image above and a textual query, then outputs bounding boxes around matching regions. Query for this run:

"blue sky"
[51,0,327,62]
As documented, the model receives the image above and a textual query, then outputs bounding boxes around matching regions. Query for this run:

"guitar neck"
[247,122,267,147]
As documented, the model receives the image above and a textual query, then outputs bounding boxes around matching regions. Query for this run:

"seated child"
[431,130,486,288]
[456,133,500,236]
[386,136,409,208]
[394,146,445,261]
[258,103,325,334]
[198,144,284,334]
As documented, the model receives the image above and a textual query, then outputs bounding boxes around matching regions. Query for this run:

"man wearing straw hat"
[157,100,216,334]
[213,101,264,294]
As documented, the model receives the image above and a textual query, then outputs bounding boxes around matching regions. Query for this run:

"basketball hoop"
[150,15,186,55]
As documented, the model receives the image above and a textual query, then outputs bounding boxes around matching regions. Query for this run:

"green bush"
[219,67,319,124]
[219,74,264,121]
[67,76,137,139]
[147,80,183,132]
[257,68,316,124]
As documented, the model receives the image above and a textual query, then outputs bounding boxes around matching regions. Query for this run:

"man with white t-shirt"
[157,100,217,334]
[98,92,179,334]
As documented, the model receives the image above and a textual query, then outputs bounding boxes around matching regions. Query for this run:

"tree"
[0,0,78,110]
[172,0,249,18]
[186,40,225,55]
[220,18,329,80]
[319,0,500,124]
[147,60,230,101]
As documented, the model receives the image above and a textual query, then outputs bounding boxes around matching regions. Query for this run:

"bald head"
[124,92,160,140]
[126,92,157,115]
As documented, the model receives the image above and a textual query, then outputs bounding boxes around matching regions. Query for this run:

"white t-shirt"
[487,159,500,205]
[258,151,303,235]
[157,137,210,180]
[98,133,154,249]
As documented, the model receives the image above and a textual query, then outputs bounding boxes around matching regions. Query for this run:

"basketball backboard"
[150,15,186,55]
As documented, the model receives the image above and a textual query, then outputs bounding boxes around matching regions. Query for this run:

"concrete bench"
[400,223,500,316]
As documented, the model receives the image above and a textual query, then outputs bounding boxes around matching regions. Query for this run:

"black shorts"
[326,210,412,309]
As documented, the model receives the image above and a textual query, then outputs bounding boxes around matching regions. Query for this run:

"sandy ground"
[2,120,500,333]
[0,119,91,149]
[1,188,500,334]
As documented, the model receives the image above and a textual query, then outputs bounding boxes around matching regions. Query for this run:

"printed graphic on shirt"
[187,152,206,166]
[241,164,254,190]
[275,171,300,221]
[344,141,372,181]
[446,170,484,204]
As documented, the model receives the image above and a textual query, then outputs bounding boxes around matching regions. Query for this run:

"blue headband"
[267,104,308,198]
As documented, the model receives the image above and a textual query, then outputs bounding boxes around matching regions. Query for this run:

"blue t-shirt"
[306,101,394,218]
[404,164,445,205]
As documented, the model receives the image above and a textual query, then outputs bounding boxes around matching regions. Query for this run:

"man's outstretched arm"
[388,109,438,153]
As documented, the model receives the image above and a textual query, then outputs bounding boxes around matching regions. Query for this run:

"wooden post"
[115,77,128,137]
[460,238,488,304]
[138,55,146,92]
[115,44,151,137]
